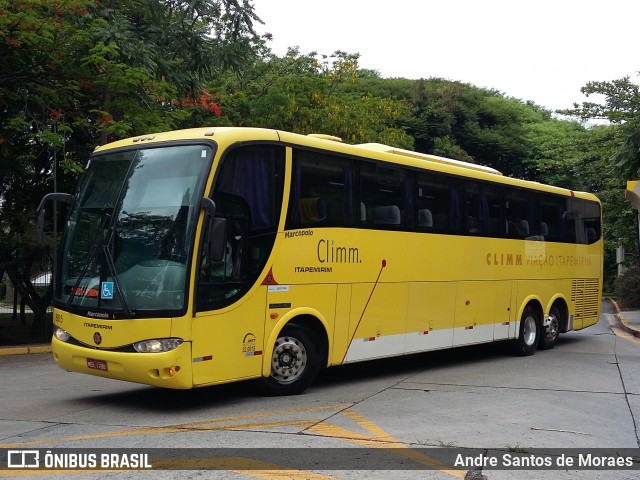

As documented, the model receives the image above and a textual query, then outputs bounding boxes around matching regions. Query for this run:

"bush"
[614,265,640,309]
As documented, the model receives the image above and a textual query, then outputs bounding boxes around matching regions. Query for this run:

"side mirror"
[36,192,74,247]
[200,197,226,262]
[199,197,216,215]
[207,218,228,262]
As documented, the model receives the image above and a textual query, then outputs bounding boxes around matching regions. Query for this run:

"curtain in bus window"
[217,150,272,230]
[343,166,355,224]
[479,189,490,234]
[505,189,530,238]
[288,161,302,225]
[449,184,461,232]
[527,196,538,237]
[405,174,415,230]
[564,198,579,243]
[464,182,488,235]
[559,202,568,241]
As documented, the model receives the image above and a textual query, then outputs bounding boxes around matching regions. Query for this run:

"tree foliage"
[0,0,260,327]
[1,0,638,333]
[561,75,640,179]
[213,48,412,147]
[561,74,640,276]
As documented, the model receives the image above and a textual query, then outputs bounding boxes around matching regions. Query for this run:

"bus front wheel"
[257,324,322,396]
[514,305,540,356]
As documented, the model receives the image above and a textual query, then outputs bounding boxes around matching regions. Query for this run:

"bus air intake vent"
[571,279,600,324]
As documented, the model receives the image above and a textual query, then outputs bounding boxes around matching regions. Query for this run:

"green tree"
[0,0,260,330]
[402,79,550,178]
[561,75,640,178]
[560,74,640,275]
[214,48,413,147]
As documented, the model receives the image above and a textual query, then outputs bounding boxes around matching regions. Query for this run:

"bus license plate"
[87,358,108,371]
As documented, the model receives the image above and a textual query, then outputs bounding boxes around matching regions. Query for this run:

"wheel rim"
[271,335,307,384]
[523,315,537,346]
[546,314,559,342]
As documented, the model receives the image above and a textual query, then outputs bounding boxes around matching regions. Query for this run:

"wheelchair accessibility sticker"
[101,282,114,300]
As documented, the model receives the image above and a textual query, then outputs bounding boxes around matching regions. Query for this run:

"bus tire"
[538,305,560,350]
[513,305,540,356]
[257,324,322,396]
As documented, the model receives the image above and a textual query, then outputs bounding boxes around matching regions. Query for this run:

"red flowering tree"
[0,0,260,335]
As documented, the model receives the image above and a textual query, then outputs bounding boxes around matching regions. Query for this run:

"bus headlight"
[53,326,71,342]
[133,338,183,353]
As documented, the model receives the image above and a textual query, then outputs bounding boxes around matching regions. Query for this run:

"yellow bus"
[40,127,603,395]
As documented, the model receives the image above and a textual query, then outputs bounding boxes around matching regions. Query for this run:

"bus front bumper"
[51,337,194,389]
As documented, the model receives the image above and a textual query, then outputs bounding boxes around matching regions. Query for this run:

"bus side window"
[539,194,564,242]
[566,197,602,244]
[582,200,601,244]
[360,162,406,229]
[505,188,533,239]
[464,182,502,235]
[287,150,356,229]
[417,172,450,233]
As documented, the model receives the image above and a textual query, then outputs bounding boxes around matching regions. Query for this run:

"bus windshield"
[56,144,213,316]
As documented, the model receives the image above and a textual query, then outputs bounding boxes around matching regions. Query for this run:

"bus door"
[191,196,267,385]
[191,144,285,386]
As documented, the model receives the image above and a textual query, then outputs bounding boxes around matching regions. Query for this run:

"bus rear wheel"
[257,324,322,396]
[538,306,560,350]
[513,305,540,356]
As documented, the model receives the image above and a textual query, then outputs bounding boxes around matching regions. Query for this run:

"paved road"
[1,305,639,479]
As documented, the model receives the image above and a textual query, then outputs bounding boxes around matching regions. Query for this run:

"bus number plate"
[87,358,108,371]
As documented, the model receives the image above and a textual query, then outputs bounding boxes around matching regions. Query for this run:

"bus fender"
[261,307,332,378]
[545,294,569,331]
[515,295,543,337]
[545,294,566,318]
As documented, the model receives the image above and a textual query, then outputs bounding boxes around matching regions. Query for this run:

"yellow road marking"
[0,470,118,477]
[341,409,397,442]
[0,404,344,448]
[0,420,317,448]
[0,457,337,479]
[311,409,466,478]
[2,404,465,477]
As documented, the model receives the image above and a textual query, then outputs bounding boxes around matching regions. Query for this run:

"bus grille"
[571,279,600,324]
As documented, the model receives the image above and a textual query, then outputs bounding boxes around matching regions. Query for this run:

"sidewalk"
[0,343,50,356]
[0,314,52,356]
[610,299,640,339]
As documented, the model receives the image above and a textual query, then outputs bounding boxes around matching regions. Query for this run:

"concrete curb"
[609,298,640,339]
[0,344,51,357]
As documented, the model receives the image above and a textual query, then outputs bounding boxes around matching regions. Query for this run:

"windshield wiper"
[65,215,134,317]
[101,237,133,317]
[65,215,108,309]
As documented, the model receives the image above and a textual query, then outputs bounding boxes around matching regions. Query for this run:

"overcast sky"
[253,0,638,111]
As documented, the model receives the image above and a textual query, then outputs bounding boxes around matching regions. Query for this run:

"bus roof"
[93,127,598,202]
[352,143,503,176]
